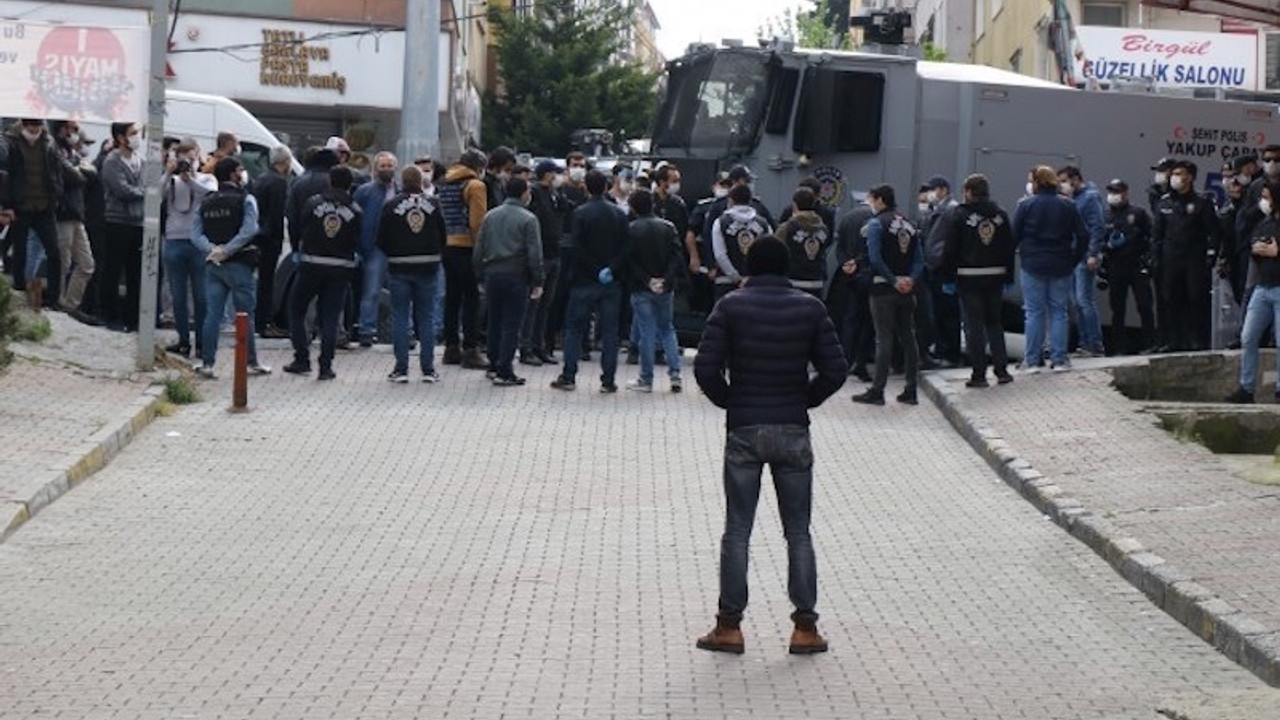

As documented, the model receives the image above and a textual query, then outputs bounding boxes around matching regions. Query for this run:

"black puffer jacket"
[695,275,847,429]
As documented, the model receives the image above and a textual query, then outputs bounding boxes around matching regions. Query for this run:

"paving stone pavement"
[921,360,1280,687]
[0,345,1276,719]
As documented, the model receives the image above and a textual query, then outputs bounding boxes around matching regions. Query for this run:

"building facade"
[912,0,974,62]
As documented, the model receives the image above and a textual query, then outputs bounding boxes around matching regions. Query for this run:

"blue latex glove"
[291,251,301,266]
[941,282,956,296]
[1107,231,1127,250]
[598,267,613,285]
[1002,282,1014,295]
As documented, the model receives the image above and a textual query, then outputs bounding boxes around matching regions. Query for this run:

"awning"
[1141,0,1280,25]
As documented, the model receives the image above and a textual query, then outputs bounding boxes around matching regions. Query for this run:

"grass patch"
[163,375,201,405]
[11,311,52,343]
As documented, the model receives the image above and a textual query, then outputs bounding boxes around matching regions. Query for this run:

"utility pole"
[137,0,168,370]
[397,0,441,165]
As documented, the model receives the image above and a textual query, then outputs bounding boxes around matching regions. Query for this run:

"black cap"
[917,184,931,194]
[1232,154,1258,173]
[924,174,950,190]
[1174,159,1198,177]
[727,164,755,182]
[1150,157,1176,171]
[1105,178,1128,192]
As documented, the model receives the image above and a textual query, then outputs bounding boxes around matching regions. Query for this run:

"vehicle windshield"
[652,50,770,154]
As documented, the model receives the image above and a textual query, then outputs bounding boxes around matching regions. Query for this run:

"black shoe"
[550,376,576,391]
[995,372,1014,385]
[259,324,290,339]
[580,350,592,362]
[919,357,940,371]
[519,350,543,367]
[851,366,872,383]
[283,360,312,375]
[536,349,557,364]
[443,345,462,365]
[626,350,639,365]
[493,375,527,387]
[1224,387,1254,404]
[600,381,618,394]
[359,337,374,348]
[165,341,191,357]
[852,389,885,406]
[965,376,989,388]
[317,367,336,381]
[897,388,918,405]
[69,308,103,326]
[1227,339,1243,350]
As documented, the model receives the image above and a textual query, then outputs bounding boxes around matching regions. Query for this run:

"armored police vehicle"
[651,43,1277,340]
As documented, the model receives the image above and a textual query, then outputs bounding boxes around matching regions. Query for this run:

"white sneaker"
[1021,364,1044,375]
[1051,362,1072,373]
[626,379,653,393]
[248,363,272,376]
[421,369,440,383]
[194,365,217,380]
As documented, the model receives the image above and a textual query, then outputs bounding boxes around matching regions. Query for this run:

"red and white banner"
[0,20,150,123]
[1074,25,1258,90]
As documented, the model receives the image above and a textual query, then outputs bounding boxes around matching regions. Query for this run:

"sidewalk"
[0,312,164,539]
[922,357,1280,687]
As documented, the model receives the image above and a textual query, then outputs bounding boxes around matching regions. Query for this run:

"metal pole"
[136,0,169,370]
[231,311,249,412]
[397,0,441,165]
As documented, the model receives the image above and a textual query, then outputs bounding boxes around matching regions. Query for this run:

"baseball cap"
[727,165,755,182]
[325,136,351,154]
[1174,159,1199,177]
[1232,154,1257,173]
[924,175,950,190]
[1150,157,1175,171]
[1105,178,1128,192]
[534,159,561,178]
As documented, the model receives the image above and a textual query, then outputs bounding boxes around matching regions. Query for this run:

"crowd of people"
[1,116,1276,401]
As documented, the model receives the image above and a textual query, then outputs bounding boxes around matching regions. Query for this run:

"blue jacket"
[353,179,399,256]
[1071,182,1106,259]
[1012,190,1088,278]
[695,275,847,430]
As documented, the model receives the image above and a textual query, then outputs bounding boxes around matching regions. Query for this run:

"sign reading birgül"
[1074,26,1257,91]
[0,21,149,122]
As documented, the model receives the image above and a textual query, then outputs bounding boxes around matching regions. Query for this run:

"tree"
[758,1,852,51]
[482,0,659,156]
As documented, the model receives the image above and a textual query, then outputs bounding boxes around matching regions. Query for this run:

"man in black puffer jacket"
[693,235,847,658]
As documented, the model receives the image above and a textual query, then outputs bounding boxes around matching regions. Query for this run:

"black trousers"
[841,281,875,369]
[442,246,480,349]
[289,264,352,371]
[8,208,63,302]
[1108,265,1155,353]
[930,273,962,363]
[959,284,1008,378]
[255,236,284,332]
[100,223,142,328]
[1161,260,1210,350]
[870,291,918,392]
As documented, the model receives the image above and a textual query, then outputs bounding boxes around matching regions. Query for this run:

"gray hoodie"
[102,149,145,226]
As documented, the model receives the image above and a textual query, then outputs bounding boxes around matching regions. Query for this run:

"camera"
[175,158,192,175]
[851,9,912,46]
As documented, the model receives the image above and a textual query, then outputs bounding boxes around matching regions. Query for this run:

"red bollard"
[231,311,249,412]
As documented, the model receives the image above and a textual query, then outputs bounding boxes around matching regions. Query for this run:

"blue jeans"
[1021,270,1072,367]
[432,264,446,342]
[1239,284,1280,390]
[1072,262,1104,352]
[164,239,208,347]
[719,424,817,623]
[201,261,258,368]
[560,282,622,383]
[485,272,529,379]
[358,247,387,341]
[630,290,681,384]
[389,271,438,374]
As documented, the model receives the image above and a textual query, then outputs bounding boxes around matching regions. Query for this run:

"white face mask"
[67,132,80,145]
[1266,161,1280,176]
[1025,182,1035,196]
[667,182,681,195]
[568,166,586,183]
[1261,198,1273,216]
[1059,182,1074,196]
[713,186,729,199]
[552,174,565,188]
[237,169,249,186]
[1106,193,1123,206]
[925,190,939,204]
[21,128,41,143]
[917,202,931,216]
[1154,172,1168,185]
[127,134,143,151]
[1170,175,1186,191]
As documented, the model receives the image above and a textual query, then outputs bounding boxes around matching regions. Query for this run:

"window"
[793,69,884,154]
[1082,3,1126,27]
[974,0,987,39]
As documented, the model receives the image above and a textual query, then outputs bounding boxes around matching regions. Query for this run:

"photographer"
[1225,180,1280,404]
[1100,180,1155,355]
[161,141,218,357]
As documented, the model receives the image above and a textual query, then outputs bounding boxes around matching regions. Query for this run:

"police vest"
[718,210,771,280]
[955,207,1009,282]
[437,179,472,237]
[199,187,246,246]
[383,192,443,271]
[868,211,918,293]
[781,213,830,287]
[300,193,360,268]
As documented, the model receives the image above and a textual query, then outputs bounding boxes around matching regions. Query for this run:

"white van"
[83,90,302,177]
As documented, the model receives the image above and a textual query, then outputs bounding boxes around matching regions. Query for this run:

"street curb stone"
[1,384,165,543]
[921,372,1280,688]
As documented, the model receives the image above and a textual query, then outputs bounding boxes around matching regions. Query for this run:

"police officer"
[1148,157,1175,214]
[284,165,362,381]
[683,174,731,314]
[377,164,447,384]
[851,184,924,406]
[935,174,1014,387]
[834,193,876,381]
[1101,179,1155,354]
[1152,160,1220,351]
[775,186,831,298]
[710,184,772,301]
[190,157,270,379]
[701,165,775,247]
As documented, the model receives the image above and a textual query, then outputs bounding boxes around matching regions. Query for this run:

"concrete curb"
[1,384,166,543]
[921,372,1280,688]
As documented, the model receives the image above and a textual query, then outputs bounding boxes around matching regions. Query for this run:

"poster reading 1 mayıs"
[0,20,149,123]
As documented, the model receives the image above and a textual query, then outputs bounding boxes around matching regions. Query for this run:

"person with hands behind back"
[1225,180,1280,404]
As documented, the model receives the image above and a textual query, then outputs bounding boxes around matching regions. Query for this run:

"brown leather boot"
[695,615,744,654]
[27,277,44,312]
[460,347,490,370]
[788,618,829,654]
